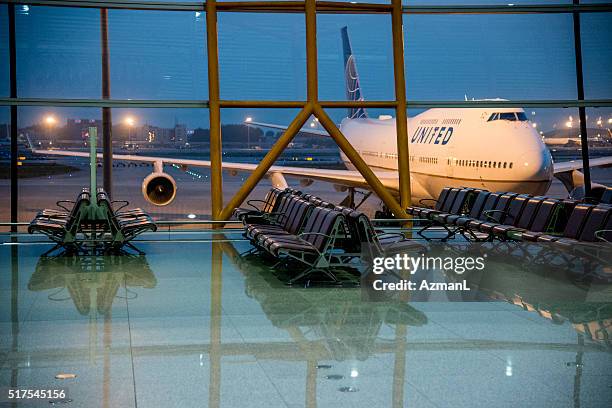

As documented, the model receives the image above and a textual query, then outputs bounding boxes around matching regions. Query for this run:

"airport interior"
[1,1,612,407]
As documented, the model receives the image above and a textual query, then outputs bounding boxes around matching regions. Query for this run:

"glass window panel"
[585,107,612,196]
[16,7,101,98]
[581,12,612,99]
[0,6,8,97]
[109,10,207,100]
[404,13,577,101]
[111,108,210,221]
[0,107,9,229]
[221,108,307,208]
[18,107,211,223]
[17,107,101,223]
[218,13,306,100]
[318,14,394,101]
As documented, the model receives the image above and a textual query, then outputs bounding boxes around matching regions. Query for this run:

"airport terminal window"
[404,13,577,101]
[15,6,102,98]
[109,10,208,100]
[219,13,306,100]
[317,14,394,101]
[0,5,8,97]
[1,1,609,226]
[16,106,102,222]
[0,107,9,228]
[581,12,612,99]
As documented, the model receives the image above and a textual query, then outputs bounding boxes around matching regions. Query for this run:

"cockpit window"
[488,112,530,122]
[499,113,517,121]
[516,112,528,121]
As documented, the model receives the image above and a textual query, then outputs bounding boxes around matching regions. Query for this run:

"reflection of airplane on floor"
[32,27,612,208]
[29,254,157,316]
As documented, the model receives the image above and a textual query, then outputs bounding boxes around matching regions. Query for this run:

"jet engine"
[142,171,177,206]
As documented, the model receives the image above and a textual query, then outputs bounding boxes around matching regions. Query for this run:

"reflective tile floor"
[1,231,612,407]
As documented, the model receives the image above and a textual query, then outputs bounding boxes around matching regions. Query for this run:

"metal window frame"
[2,0,611,224]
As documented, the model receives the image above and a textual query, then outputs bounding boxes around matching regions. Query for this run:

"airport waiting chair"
[232,187,287,223]
[28,189,92,255]
[245,196,314,243]
[489,196,546,240]
[336,206,426,262]
[406,187,452,218]
[96,190,157,254]
[461,193,518,240]
[599,188,612,205]
[472,194,530,237]
[255,206,348,284]
[241,190,302,227]
[417,188,477,240]
[533,204,609,244]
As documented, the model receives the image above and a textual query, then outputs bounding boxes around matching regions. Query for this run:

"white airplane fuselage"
[339,107,554,201]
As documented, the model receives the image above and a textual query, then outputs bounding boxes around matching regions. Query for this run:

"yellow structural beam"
[314,106,406,217]
[217,0,410,220]
[391,0,412,209]
[206,0,224,222]
[218,106,313,221]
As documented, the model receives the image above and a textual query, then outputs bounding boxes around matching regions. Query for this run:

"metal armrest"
[112,200,130,211]
[594,229,612,243]
[483,209,507,223]
[298,232,333,239]
[248,211,287,224]
[418,198,438,207]
[375,232,406,240]
[56,200,75,212]
[246,199,268,211]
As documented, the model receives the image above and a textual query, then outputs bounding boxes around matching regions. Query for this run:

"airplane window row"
[360,151,398,160]
[448,158,514,169]
[487,112,529,122]
[410,156,438,165]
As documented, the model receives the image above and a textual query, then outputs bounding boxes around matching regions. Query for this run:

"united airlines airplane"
[35,27,612,208]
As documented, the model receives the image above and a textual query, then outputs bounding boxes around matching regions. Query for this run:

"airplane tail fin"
[341,26,368,119]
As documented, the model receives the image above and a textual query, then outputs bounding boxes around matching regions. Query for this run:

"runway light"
[187,213,197,219]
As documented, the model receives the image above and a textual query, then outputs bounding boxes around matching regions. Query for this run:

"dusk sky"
[0,4,610,130]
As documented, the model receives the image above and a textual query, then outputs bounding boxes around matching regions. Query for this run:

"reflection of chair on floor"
[445,261,612,348]
[244,276,427,361]
[28,254,157,316]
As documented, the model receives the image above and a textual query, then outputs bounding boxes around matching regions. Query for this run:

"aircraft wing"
[553,156,612,174]
[246,120,330,137]
[33,149,399,191]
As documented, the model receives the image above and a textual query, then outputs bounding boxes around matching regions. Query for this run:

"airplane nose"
[517,147,553,194]
[520,148,553,178]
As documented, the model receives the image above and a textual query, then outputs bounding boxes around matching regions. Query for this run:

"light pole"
[44,115,56,144]
[245,116,252,149]
[125,116,135,144]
